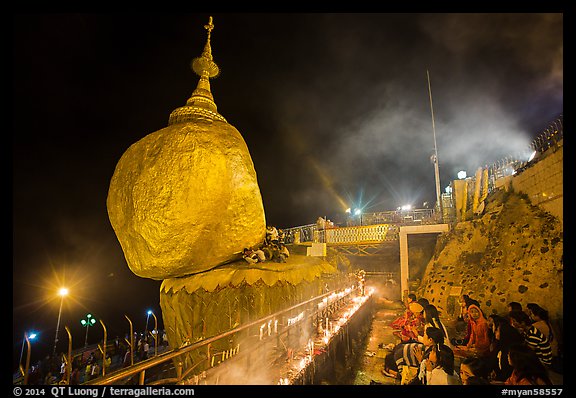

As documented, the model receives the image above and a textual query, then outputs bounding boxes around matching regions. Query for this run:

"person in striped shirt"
[508,310,552,367]
[382,340,425,380]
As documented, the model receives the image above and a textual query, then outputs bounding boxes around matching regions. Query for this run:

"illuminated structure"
[107,17,350,380]
[107,17,266,280]
[168,17,227,125]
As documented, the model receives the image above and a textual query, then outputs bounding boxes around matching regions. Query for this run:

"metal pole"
[19,334,26,372]
[145,312,150,336]
[84,324,90,347]
[23,334,32,385]
[53,296,64,356]
[427,70,444,223]
[65,326,72,384]
[100,319,108,377]
[151,312,158,357]
[125,315,134,366]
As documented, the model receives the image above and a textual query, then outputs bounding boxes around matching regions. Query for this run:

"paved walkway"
[353,296,404,385]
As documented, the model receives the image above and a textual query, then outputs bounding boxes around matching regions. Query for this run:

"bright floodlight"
[401,204,411,211]
[28,333,37,340]
[528,150,537,162]
[345,208,351,214]
[147,310,153,315]
[354,209,362,216]
[457,170,467,179]
[58,287,69,297]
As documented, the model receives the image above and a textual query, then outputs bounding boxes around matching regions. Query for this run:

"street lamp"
[148,311,158,356]
[145,310,152,335]
[23,332,37,385]
[53,287,69,356]
[19,331,37,373]
[80,314,97,347]
[354,208,363,226]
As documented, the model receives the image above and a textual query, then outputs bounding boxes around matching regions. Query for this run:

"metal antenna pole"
[427,70,444,223]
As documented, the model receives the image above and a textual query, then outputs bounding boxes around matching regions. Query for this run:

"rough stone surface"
[107,119,266,280]
[417,189,563,323]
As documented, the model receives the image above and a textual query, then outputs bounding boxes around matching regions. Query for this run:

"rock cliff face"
[417,189,563,323]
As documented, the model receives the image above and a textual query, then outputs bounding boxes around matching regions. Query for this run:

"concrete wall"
[511,144,563,224]
[452,141,563,225]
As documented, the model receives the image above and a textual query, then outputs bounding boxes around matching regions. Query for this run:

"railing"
[282,223,317,244]
[87,282,361,385]
[361,209,437,225]
[487,115,563,192]
[282,209,437,245]
[325,224,399,244]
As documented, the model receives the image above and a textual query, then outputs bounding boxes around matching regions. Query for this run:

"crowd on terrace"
[381,293,562,385]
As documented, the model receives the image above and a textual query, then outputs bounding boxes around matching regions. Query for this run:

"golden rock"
[107,16,266,280]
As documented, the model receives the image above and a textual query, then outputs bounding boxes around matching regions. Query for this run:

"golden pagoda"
[107,16,266,280]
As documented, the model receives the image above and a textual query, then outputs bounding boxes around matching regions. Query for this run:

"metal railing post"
[99,320,107,377]
[65,326,72,384]
[125,315,134,366]
[23,334,32,385]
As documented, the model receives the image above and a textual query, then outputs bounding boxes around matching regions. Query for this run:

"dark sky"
[12,12,563,370]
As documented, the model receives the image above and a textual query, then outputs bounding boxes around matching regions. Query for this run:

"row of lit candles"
[278,287,374,384]
[210,343,240,367]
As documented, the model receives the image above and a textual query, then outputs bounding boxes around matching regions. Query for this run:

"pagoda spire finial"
[205,15,214,36]
[192,15,219,79]
[168,16,226,125]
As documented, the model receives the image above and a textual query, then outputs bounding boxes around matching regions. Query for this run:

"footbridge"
[283,211,450,298]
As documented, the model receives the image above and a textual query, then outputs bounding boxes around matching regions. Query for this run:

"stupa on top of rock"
[107,16,266,280]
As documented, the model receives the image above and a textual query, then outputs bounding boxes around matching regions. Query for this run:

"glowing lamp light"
[345,208,351,214]
[401,204,411,211]
[457,170,467,179]
[80,314,96,347]
[528,151,537,162]
[53,287,69,355]
[80,314,96,327]
[354,208,362,216]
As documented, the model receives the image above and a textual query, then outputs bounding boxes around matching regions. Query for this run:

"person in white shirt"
[425,343,461,385]
[419,304,453,349]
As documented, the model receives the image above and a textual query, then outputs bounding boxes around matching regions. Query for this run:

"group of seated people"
[383,294,562,385]
[242,225,290,264]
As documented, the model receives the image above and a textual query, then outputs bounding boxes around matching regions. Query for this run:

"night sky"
[12,13,563,370]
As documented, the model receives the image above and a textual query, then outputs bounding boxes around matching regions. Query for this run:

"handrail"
[87,283,357,385]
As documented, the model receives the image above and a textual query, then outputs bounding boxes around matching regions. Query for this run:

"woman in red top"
[505,343,552,385]
[392,302,425,342]
[454,304,491,358]
[391,293,417,330]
